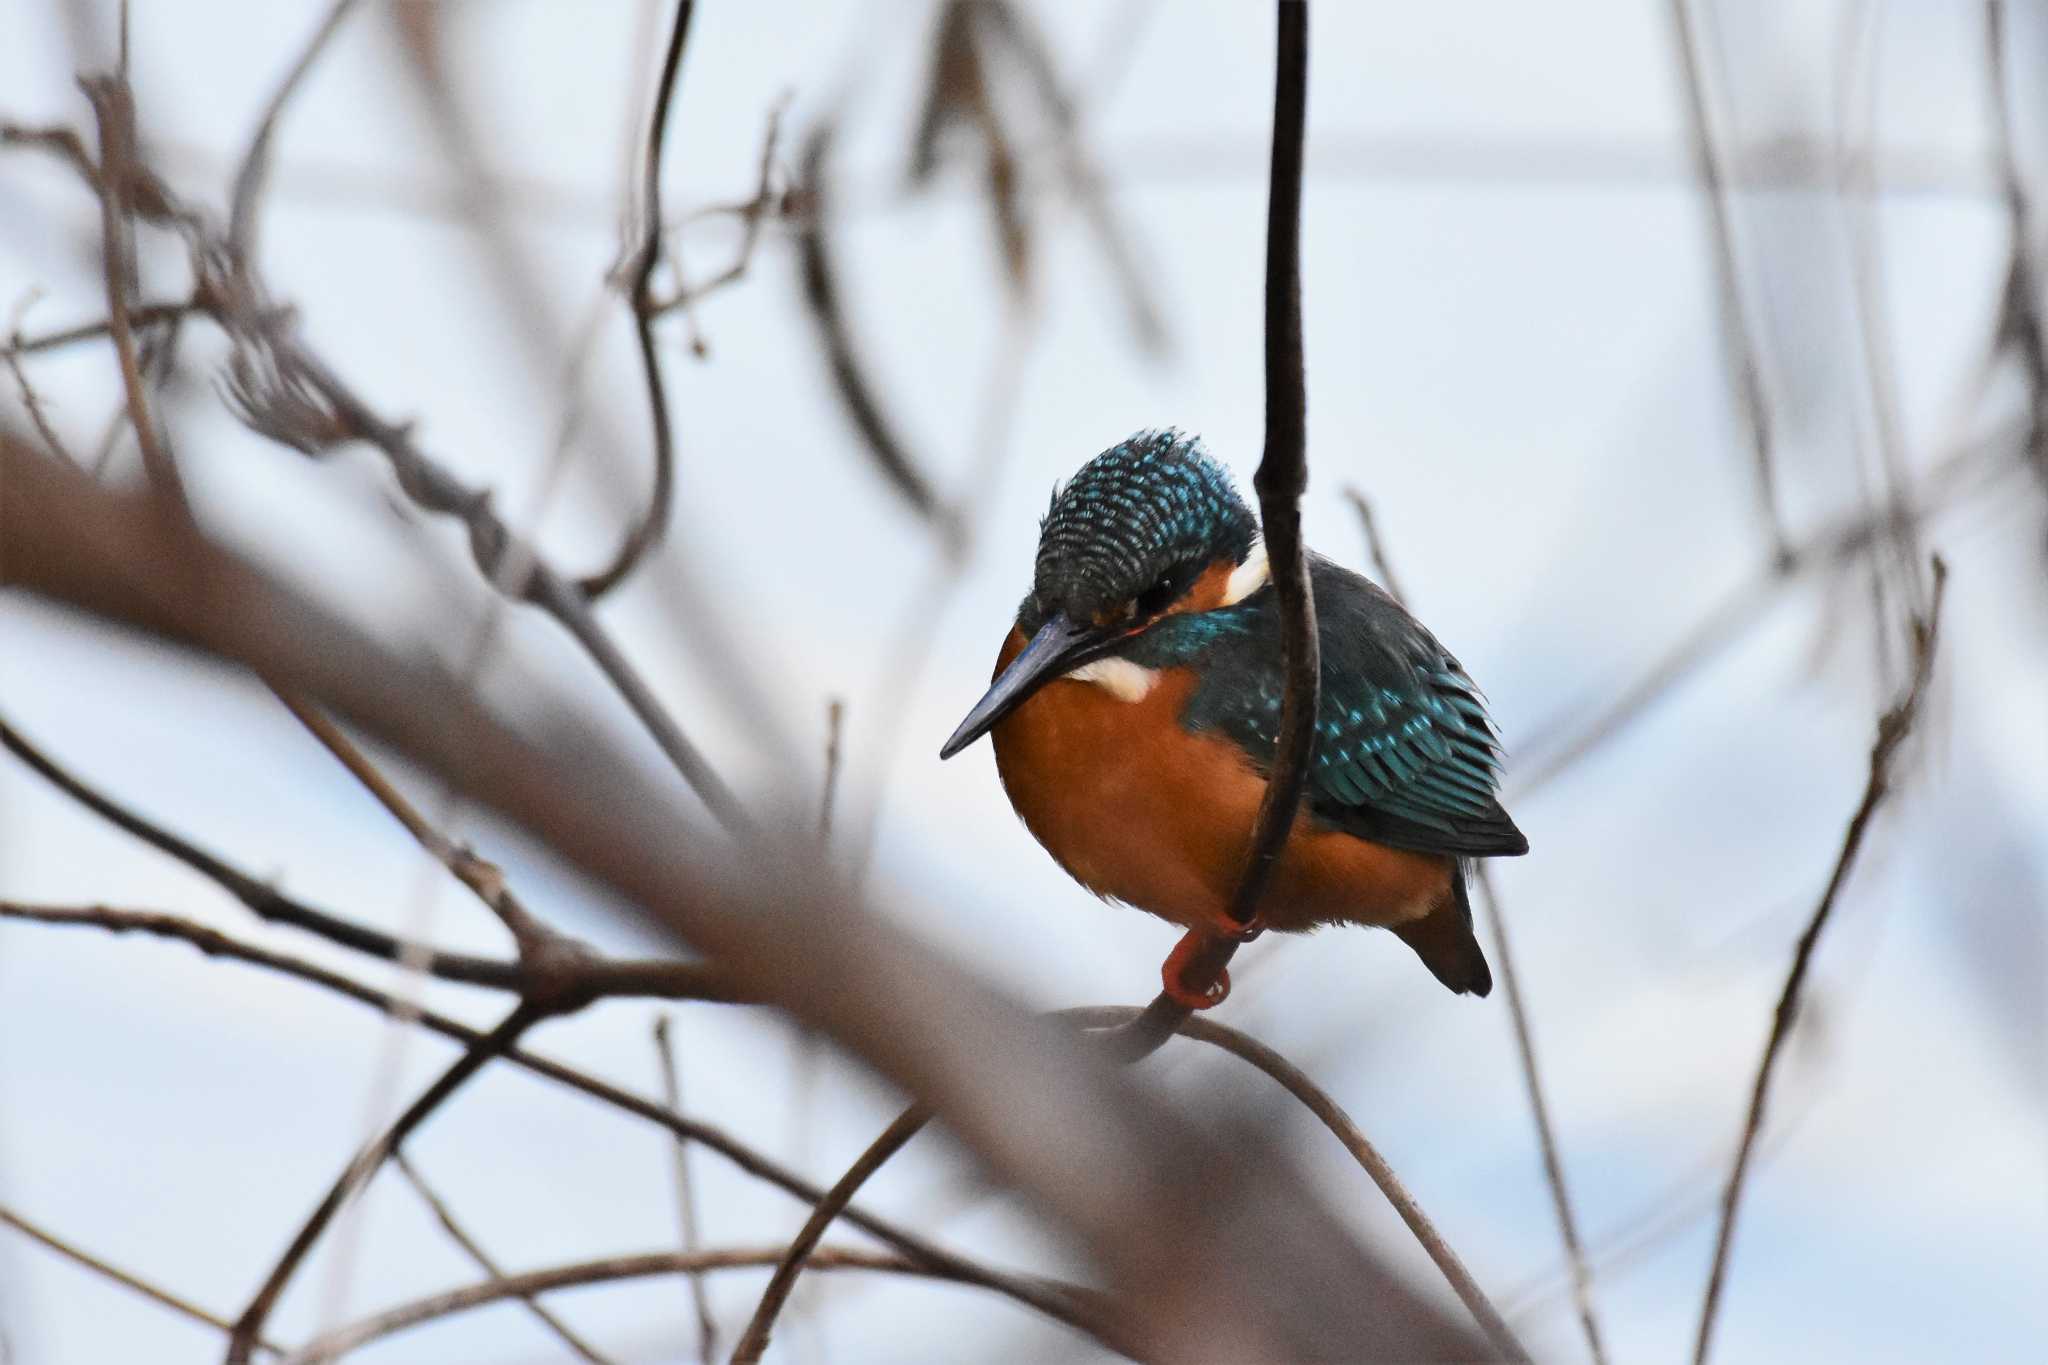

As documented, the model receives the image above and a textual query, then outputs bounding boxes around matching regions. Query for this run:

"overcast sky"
[3,2,2044,1362]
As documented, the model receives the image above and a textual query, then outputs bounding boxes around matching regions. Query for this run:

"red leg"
[1161,929,1232,1010]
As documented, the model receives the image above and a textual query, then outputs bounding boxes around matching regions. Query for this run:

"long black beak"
[939,612,1111,759]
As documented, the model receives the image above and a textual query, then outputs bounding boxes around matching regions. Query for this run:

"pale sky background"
[2,2,2044,1362]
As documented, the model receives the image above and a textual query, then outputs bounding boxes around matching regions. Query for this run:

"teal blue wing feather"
[1127,555,1528,858]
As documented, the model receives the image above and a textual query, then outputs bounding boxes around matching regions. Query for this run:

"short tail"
[1390,860,1493,997]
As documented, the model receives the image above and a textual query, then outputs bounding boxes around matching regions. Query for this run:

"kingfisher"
[940,429,1528,1009]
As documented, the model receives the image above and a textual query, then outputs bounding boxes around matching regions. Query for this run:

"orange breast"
[985,627,1452,934]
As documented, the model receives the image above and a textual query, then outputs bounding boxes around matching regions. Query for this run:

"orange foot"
[1161,929,1233,1010]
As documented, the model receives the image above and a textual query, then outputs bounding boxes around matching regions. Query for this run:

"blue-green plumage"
[1124,556,1528,858]
[940,428,1525,1002]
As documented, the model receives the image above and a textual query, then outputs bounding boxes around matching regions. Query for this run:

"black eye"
[1136,564,1195,618]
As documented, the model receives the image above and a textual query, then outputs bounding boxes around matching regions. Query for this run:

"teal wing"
[1140,556,1528,858]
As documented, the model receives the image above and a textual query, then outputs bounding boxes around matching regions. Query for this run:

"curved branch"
[285,1245,1096,1365]
[0,714,745,1003]
[731,1104,939,1364]
[227,1004,544,1362]
[581,0,695,599]
[227,0,363,262]
[1065,1008,1528,1362]
[0,900,1096,1341]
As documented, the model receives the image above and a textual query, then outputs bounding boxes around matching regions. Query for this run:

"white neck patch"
[1064,656,1159,702]
[1220,543,1270,606]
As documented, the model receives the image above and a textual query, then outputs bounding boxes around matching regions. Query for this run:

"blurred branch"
[652,1015,717,1365]
[1343,490,1602,1365]
[0,1202,280,1355]
[648,101,790,327]
[796,123,960,547]
[0,299,190,357]
[0,713,747,1003]
[1067,1007,1529,1362]
[286,1246,1096,1365]
[391,1152,612,1365]
[79,76,184,506]
[580,0,694,599]
[1692,556,1949,1365]
[226,0,362,262]
[1511,428,2014,799]
[1471,866,1606,1365]
[1667,0,1788,564]
[0,898,1074,1331]
[2,96,753,835]
[2,425,1484,1359]
[1985,0,2048,500]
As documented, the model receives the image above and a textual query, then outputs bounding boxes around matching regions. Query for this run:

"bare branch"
[286,1246,1097,1365]
[270,689,564,960]
[1692,559,1949,1364]
[1345,480,1605,1364]
[732,1103,952,1364]
[652,1015,717,1364]
[580,0,695,599]
[2,430,1487,1360]
[0,1202,281,1354]
[795,123,960,545]
[0,713,746,1003]
[391,1152,612,1365]
[0,300,191,358]
[819,697,845,838]
[227,1003,545,1362]
[1066,1008,1529,1362]
[227,0,363,262]
[1472,865,1607,1365]
[79,75,185,505]
[1667,0,1788,564]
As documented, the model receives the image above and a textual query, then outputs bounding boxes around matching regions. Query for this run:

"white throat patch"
[1220,544,1270,605]
[1064,656,1159,702]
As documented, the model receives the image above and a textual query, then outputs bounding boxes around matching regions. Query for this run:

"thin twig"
[227,1004,546,1363]
[79,75,184,506]
[0,713,745,1003]
[0,1203,282,1354]
[653,1015,718,1364]
[1345,485,1606,1363]
[0,900,1095,1339]
[1342,486,1410,603]
[649,101,789,326]
[1693,556,1949,1364]
[1472,864,1607,1365]
[270,689,562,956]
[5,430,1489,1361]
[0,300,192,358]
[6,101,753,834]
[819,697,845,839]
[581,0,695,599]
[285,1246,1097,1365]
[794,122,958,544]
[226,0,362,262]
[1510,430,2011,799]
[1668,0,1788,565]
[1065,1008,1529,1361]
[731,1104,942,1364]
[391,1152,612,1365]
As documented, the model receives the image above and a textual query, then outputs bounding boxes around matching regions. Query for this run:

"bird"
[939,428,1528,1009]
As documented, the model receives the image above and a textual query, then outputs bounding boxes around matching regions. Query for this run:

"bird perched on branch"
[940,429,1527,1009]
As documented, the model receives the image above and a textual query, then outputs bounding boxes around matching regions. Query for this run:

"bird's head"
[940,429,1266,758]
